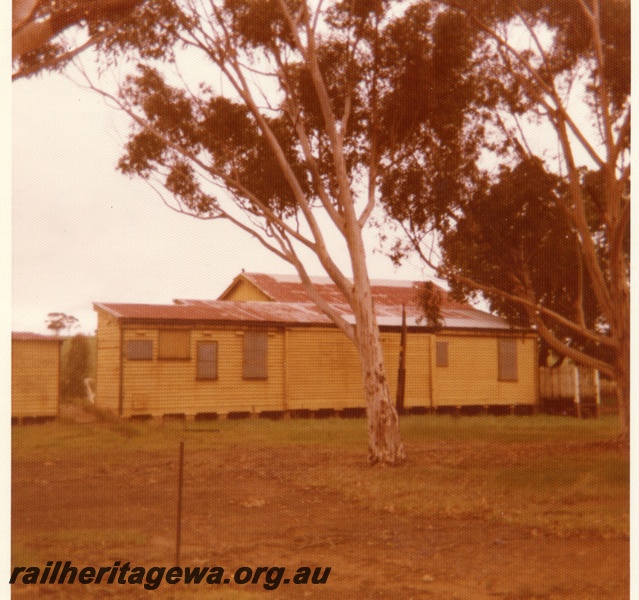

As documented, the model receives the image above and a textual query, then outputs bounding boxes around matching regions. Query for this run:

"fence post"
[573,365,582,419]
[594,370,601,419]
[395,305,407,414]
[176,441,184,566]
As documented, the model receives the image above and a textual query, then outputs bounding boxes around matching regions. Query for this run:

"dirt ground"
[12,438,629,599]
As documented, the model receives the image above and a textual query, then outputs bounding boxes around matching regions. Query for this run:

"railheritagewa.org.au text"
[10,561,331,591]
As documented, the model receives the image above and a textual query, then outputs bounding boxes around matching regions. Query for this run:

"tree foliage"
[45,312,79,336]
[12,0,148,78]
[441,159,617,366]
[380,0,630,440]
[379,2,481,232]
[62,333,92,399]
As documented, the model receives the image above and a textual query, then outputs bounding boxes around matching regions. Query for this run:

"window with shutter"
[436,341,449,367]
[158,330,190,360]
[197,341,218,380]
[126,339,153,360]
[498,338,518,381]
[243,331,268,379]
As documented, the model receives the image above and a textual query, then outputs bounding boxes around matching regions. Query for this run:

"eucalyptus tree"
[17,0,414,464]
[46,312,79,336]
[12,0,146,76]
[380,0,630,441]
[62,333,92,399]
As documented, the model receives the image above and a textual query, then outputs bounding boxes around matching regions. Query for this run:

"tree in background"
[440,159,618,370]
[46,312,79,337]
[380,0,630,442]
[61,333,92,400]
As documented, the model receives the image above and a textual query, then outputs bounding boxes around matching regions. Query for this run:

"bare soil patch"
[12,431,629,599]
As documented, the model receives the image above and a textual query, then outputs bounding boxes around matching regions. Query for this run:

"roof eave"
[93,302,124,319]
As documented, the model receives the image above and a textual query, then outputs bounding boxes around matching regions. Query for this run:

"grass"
[11,415,628,598]
[335,449,627,536]
[13,412,622,454]
[399,413,623,443]
[12,414,628,538]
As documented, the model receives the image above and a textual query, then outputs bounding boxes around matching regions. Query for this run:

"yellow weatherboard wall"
[222,278,272,301]
[95,309,122,413]
[432,333,538,408]
[12,335,62,419]
[285,327,363,410]
[93,273,539,418]
[119,326,285,417]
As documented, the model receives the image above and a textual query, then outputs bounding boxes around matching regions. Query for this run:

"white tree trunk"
[356,313,406,465]
[349,240,406,465]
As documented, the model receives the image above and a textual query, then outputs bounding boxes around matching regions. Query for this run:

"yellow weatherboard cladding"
[93,273,539,418]
[12,334,62,419]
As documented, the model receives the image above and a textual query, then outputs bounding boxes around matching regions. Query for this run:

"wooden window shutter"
[158,330,190,360]
[197,341,218,379]
[435,341,449,367]
[498,338,518,381]
[243,331,268,379]
[126,339,153,360]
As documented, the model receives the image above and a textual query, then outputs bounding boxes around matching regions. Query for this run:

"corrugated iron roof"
[96,272,524,331]
[216,272,470,310]
[12,332,63,342]
[356,310,512,330]
[95,299,516,331]
[94,301,333,325]
[170,272,516,330]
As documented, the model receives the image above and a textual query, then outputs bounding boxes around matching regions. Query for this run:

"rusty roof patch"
[217,272,470,311]
[94,301,332,325]
[96,272,524,331]
[95,300,517,331]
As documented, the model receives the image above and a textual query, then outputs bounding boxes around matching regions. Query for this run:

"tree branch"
[407,231,617,353]
[555,111,613,319]
[445,0,605,169]
[12,0,145,63]
[534,317,613,379]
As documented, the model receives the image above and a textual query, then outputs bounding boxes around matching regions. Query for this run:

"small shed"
[12,332,62,422]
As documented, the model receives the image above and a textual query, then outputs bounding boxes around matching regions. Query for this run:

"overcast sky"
[11,69,432,336]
